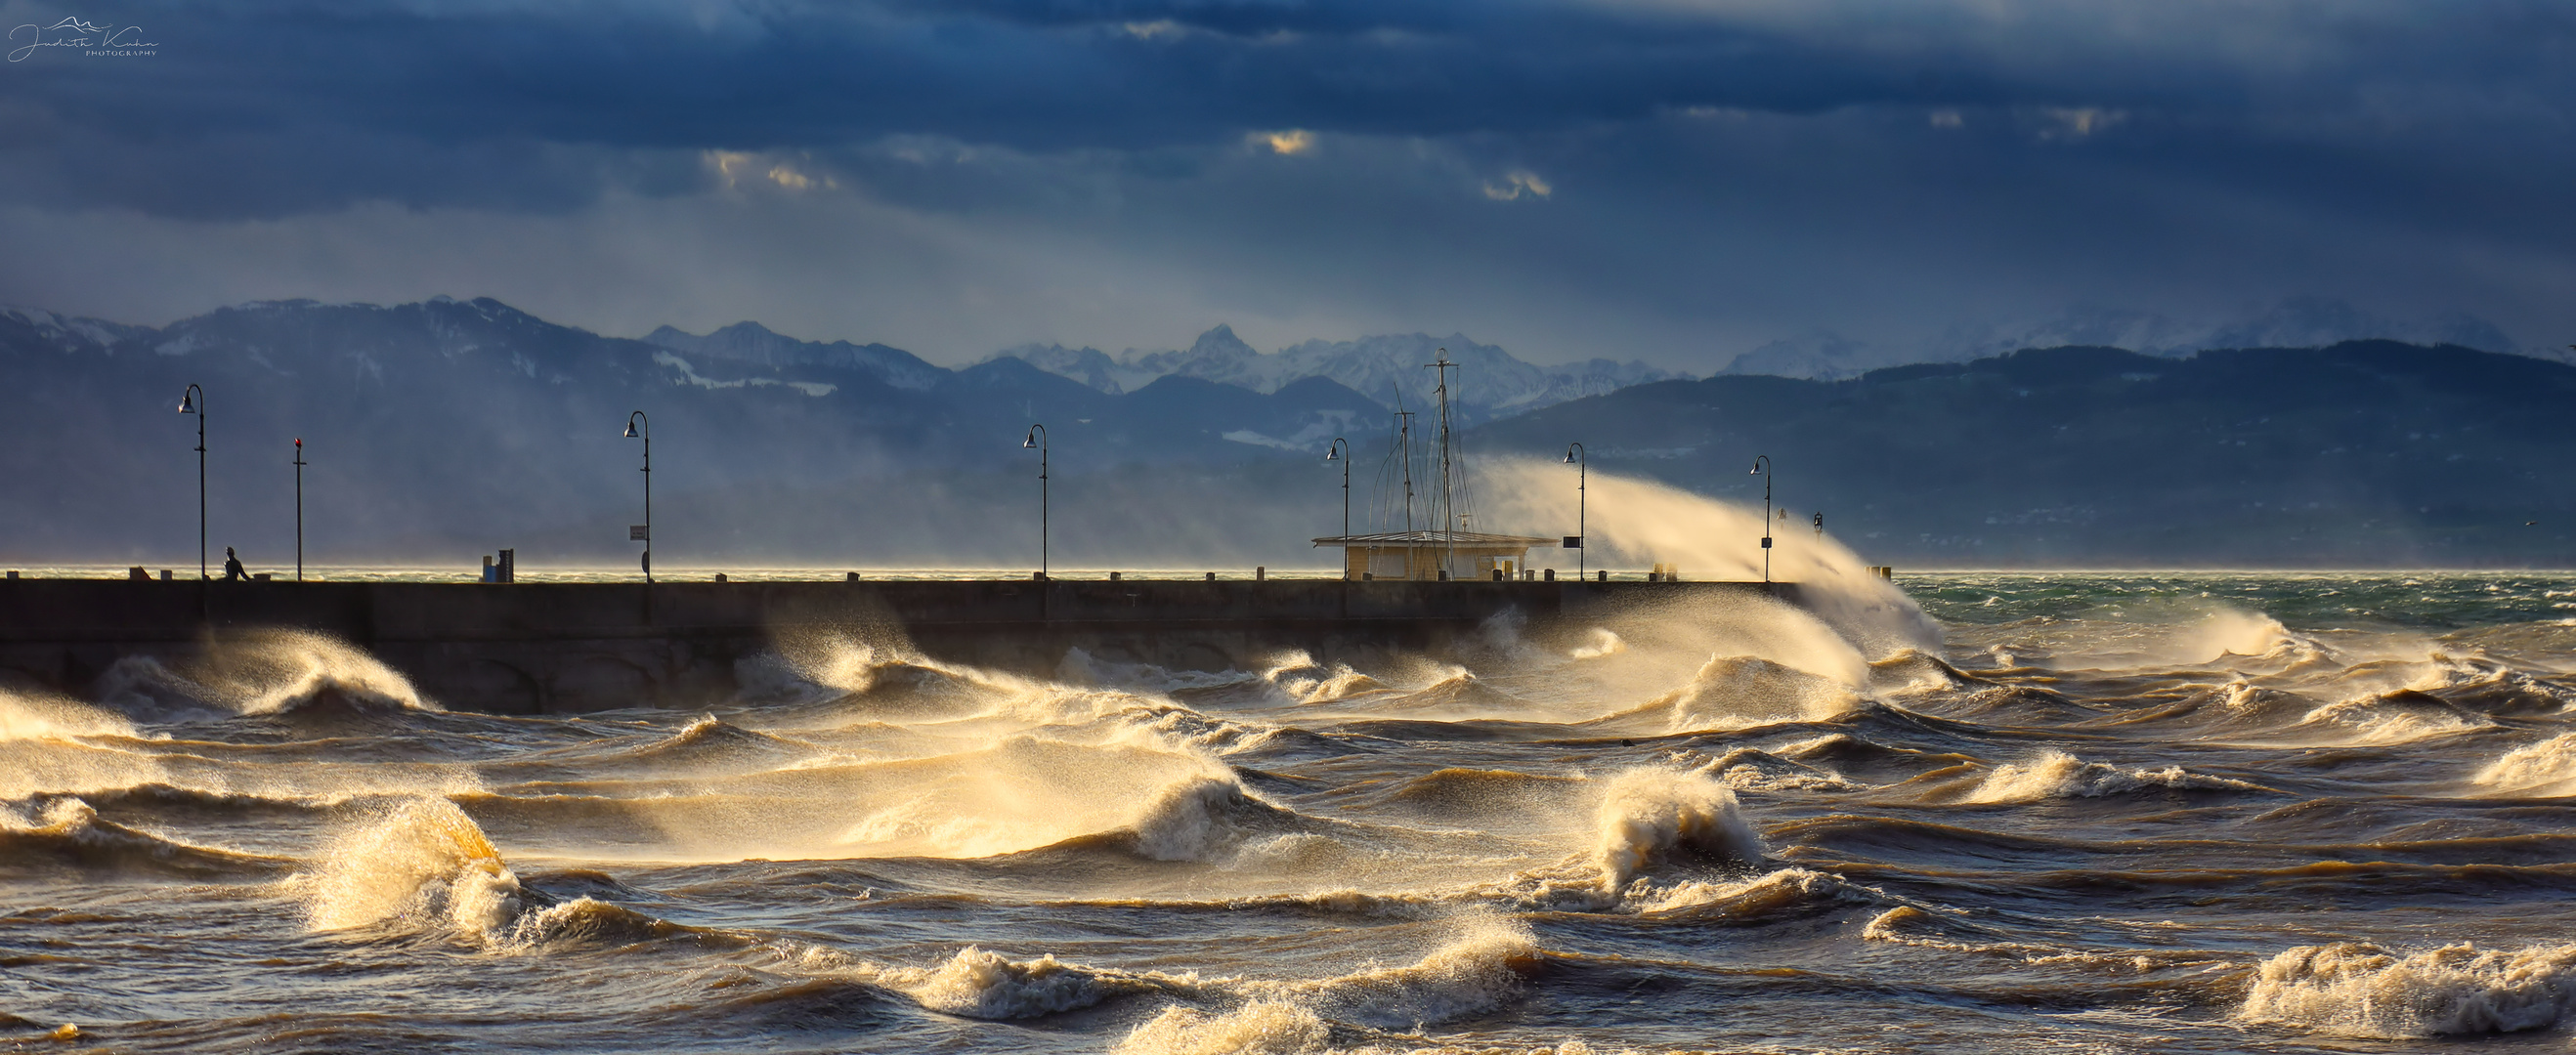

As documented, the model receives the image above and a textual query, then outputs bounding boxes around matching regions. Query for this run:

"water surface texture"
[9,572,2576,1053]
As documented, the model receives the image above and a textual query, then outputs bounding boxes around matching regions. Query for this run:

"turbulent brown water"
[10,571,2576,1053]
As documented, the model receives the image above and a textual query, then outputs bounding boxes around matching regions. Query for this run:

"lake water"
[8,571,2576,1053]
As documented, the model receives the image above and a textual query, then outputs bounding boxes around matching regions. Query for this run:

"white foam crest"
[1863,906,2233,973]
[1114,1000,1330,1055]
[1263,652,1387,705]
[1638,654,1863,733]
[2241,941,2576,1037]
[0,690,140,741]
[1630,865,1864,916]
[1590,769,1763,891]
[1961,750,2261,803]
[295,797,522,935]
[2473,733,2576,795]
[874,945,1181,1019]
[1696,746,1865,792]
[1261,914,1541,1031]
[2296,695,2489,745]
[1129,776,1278,862]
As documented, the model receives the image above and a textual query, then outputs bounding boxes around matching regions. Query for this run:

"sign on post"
[1563,535,1582,548]
[630,526,650,541]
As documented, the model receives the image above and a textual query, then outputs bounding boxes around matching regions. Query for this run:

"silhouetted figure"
[222,547,246,582]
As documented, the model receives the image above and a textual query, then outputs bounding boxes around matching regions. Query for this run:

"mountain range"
[1,296,2570,569]
[985,325,1674,421]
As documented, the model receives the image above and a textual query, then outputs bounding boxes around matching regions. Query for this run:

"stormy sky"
[3,0,2570,368]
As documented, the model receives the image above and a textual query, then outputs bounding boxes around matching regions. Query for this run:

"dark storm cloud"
[8,0,2568,219]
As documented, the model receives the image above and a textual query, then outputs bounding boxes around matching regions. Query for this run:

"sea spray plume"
[1477,458,1940,658]
[0,689,140,741]
[1128,776,1289,862]
[2241,942,2576,1037]
[299,797,521,934]
[192,629,438,714]
[828,738,1259,860]
[1590,769,1763,891]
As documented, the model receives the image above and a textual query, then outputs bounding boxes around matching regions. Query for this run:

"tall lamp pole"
[623,411,651,583]
[1023,424,1048,579]
[1812,511,1824,541]
[292,439,306,582]
[178,385,205,579]
[1750,455,1773,584]
[1324,437,1351,544]
[1563,443,1586,578]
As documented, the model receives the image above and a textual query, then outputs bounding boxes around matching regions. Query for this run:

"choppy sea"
[11,570,2576,1053]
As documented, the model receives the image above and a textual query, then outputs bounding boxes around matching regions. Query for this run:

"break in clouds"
[1,0,2571,366]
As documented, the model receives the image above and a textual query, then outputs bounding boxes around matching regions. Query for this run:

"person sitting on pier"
[222,547,247,582]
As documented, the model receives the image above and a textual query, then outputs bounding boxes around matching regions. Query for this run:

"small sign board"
[1563,535,1582,549]
[630,526,650,541]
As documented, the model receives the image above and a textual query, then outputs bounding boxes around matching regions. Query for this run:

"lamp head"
[623,421,639,439]
[1748,462,1761,475]
[1023,431,1037,448]
[177,392,195,414]
[1324,446,1339,462]
[1563,449,1576,464]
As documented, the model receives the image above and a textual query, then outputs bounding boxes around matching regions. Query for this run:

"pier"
[0,577,1795,714]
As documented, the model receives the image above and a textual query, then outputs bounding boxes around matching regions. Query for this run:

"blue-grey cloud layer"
[4,0,2572,362]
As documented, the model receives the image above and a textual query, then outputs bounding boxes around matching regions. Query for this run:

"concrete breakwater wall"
[0,578,1792,714]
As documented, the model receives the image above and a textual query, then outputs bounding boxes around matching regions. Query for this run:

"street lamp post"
[1324,437,1351,557]
[293,439,306,582]
[1812,511,1823,541]
[1023,424,1048,579]
[178,385,205,579]
[1750,455,1773,584]
[1563,443,1586,579]
[623,411,651,583]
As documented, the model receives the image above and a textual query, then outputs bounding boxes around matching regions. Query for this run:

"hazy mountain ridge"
[1479,341,2576,565]
[0,297,1388,566]
[1720,298,2541,381]
[6,297,2573,568]
[983,324,1675,418]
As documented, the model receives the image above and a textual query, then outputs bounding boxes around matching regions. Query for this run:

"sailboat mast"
[1427,349,1460,577]
[1396,408,1416,533]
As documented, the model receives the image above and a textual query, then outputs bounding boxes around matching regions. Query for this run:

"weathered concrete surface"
[0,578,1796,714]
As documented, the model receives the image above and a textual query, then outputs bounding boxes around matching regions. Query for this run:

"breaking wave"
[1960,750,2263,803]
[2241,941,2576,1037]
[1590,769,1764,890]
[297,797,525,935]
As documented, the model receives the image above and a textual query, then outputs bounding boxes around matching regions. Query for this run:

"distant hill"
[3,297,2570,569]
[0,298,1385,567]
[1475,342,2576,567]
